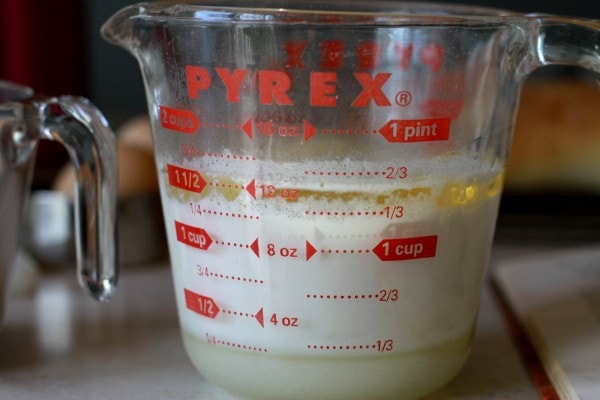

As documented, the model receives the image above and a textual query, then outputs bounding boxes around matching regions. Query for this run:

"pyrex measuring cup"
[0,80,117,324]
[102,2,600,399]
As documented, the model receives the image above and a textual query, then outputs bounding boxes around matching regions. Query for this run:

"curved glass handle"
[33,96,118,301]
[523,15,600,74]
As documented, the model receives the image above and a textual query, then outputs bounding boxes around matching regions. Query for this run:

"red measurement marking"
[184,289,220,318]
[196,207,260,220]
[303,119,316,141]
[208,337,268,353]
[307,289,398,302]
[184,144,255,159]
[304,169,381,177]
[220,307,264,327]
[305,240,371,259]
[373,235,437,261]
[159,105,200,134]
[250,238,260,257]
[307,293,380,300]
[308,339,393,352]
[319,128,377,135]
[246,179,256,199]
[196,150,256,161]
[214,238,260,258]
[321,248,370,255]
[305,209,383,217]
[255,307,264,327]
[175,221,213,250]
[167,164,207,194]
[306,240,318,261]
[307,343,377,351]
[207,272,264,285]
[209,181,244,190]
[379,118,451,143]
[200,119,242,131]
[242,118,253,139]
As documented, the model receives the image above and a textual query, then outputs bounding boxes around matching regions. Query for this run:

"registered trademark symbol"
[395,91,412,106]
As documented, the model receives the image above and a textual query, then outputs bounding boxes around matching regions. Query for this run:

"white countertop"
[0,243,551,399]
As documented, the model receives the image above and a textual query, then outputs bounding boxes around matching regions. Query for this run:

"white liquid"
[160,155,503,400]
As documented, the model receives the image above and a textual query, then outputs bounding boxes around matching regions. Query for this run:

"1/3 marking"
[376,339,394,352]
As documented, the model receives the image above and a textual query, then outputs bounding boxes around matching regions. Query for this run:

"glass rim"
[132,0,523,25]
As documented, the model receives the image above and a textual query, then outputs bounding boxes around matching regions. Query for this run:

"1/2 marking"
[184,289,220,318]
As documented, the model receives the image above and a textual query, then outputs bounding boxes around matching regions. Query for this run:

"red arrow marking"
[303,119,316,142]
[184,289,220,319]
[245,179,256,199]
[250,238,260,257]
[242,118,253,139]
[255,307,264,328]
[306,240,317,261]
[159,105,200,134]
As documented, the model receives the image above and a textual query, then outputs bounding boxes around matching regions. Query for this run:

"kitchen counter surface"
[0,243,558,399]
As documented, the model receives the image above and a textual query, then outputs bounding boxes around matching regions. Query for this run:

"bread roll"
[505,79,600,193]
[53,115,158,199]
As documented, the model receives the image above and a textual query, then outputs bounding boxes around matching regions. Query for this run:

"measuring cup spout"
[101,4,145,53]
[521,16,600,75]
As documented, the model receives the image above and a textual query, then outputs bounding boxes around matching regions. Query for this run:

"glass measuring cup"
[0,80,117,324]
[102,2,600,399]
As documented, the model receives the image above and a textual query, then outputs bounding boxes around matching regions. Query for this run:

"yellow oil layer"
[165,166,503,209]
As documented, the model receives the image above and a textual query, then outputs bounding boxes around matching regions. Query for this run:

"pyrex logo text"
[187,67,394,108]
[185,39,444,108]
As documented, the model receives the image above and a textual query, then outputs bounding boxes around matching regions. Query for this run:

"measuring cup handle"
[35,96,118,301]
[524,15,600,74]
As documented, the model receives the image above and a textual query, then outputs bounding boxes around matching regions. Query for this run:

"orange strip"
[491,281,560,400]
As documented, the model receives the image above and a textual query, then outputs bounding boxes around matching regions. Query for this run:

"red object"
[0,1,86,188]
[0,0,85,95]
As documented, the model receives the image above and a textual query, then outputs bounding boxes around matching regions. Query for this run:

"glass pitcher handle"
[524,15,600,74]
[33,96,118,301]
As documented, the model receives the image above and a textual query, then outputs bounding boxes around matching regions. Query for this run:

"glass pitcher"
[102,2,600,399]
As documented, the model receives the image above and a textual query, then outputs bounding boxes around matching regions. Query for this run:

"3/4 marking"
[197,266,264,284]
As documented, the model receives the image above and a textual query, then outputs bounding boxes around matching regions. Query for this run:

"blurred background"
[1,0,599,247]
